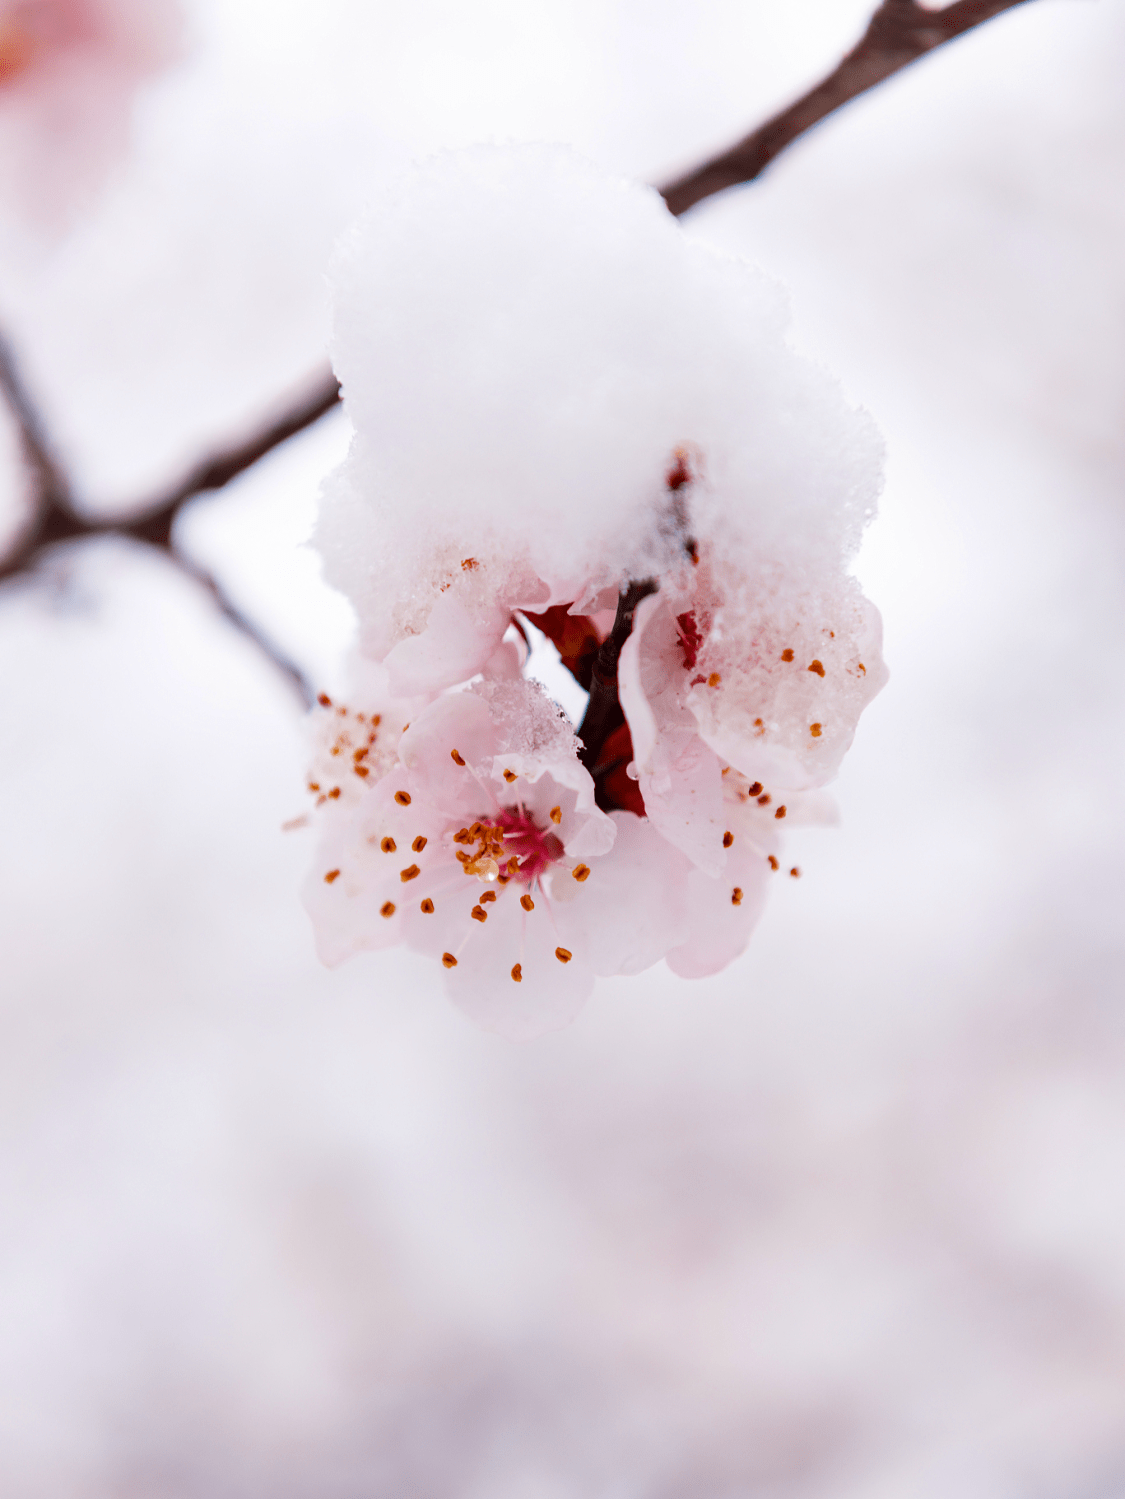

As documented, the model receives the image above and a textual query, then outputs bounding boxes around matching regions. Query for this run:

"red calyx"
[521,604,600,691]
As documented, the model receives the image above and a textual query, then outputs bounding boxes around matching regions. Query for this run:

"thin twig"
[124,367,341,549]
[660,0,1034,217]
[174,550,317,708]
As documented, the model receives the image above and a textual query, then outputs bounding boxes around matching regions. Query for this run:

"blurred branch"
[121,367,341,550]
[660,0,1035,216]
[0,354,339,704]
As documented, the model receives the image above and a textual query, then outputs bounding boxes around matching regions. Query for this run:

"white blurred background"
[1,1,1123,1493]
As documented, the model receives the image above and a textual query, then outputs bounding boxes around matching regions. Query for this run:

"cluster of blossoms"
[0,0,180,221]
[302,145,887,1037]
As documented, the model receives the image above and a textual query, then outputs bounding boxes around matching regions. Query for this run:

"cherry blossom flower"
[0,0,181,222]
[304,678,704,1037]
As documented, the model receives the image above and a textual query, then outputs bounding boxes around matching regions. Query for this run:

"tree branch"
[122,367,341,550]
[660,0,1034,217]
[576,579,657,773]
[0,353,338,703]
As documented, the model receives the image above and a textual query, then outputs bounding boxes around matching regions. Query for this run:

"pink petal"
[619,593,728,873]
[665,841,773,979]
[383,591,510,695]
[548,811,691,976]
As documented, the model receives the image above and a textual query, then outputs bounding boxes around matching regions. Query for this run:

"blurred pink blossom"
[0,0,181,222]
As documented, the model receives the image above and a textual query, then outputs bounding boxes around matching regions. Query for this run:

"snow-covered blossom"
[0,0,181,222]
[319,145,882,685]
[305,143,888,1029]
[617,566,884,874]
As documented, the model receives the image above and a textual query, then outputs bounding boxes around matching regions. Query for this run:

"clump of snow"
[317,142,883,670]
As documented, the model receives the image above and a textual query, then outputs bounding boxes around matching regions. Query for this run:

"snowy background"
[1,0,1124,1493]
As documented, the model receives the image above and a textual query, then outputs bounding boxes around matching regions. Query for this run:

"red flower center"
[496,808,564,883]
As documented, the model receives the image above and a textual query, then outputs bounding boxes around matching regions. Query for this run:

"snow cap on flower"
[307,143,890,1027]
[318,142,883,698]
[0,0,181,223]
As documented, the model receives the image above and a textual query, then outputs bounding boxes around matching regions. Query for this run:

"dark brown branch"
[660,0,1034,217]
[576,579,657,772]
